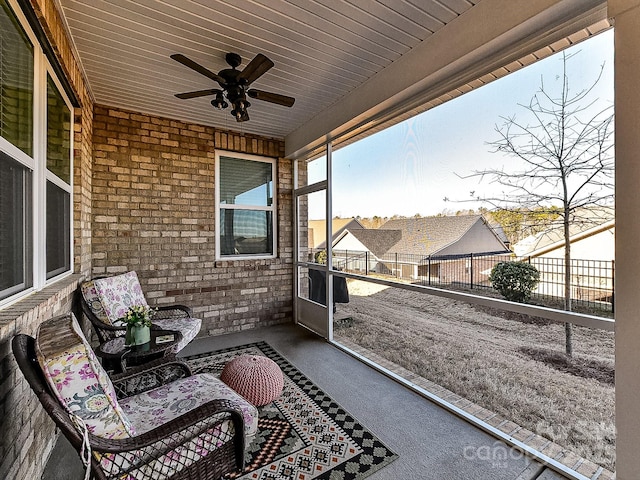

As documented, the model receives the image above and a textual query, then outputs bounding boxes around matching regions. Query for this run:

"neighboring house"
[380,215,509,258]
[332,228,403,273]
[308,218,364,250]
[380,215,510,280]
[334,215,510,281]
[330,215,510,281]
[513,205,615,260]
[513,220,615,261]
[486,220,511,249]
[512,217,615,302]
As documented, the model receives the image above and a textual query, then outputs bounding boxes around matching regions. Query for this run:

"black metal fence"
[322,249,614,314]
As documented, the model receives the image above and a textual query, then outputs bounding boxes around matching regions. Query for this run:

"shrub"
[314,250,327,264]
[489,261,540,303]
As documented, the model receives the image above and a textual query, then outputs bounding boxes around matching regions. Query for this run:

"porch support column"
[610,0,640,478]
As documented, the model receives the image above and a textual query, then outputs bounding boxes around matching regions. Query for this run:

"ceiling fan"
[171,52,295,122]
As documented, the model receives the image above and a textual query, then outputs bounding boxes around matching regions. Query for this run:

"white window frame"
[215,150,277,260]
[0,0,73,308]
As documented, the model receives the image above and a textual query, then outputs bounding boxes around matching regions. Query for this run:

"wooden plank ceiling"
[57,0,477,140]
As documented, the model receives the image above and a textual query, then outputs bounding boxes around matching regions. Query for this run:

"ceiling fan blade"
[237,54,274,85]
[170,54,225,84]
[175,88,221,100]
[247,89,295,107]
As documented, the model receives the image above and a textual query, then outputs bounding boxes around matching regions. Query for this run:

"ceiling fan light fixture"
[211,92,228,109]
[231,98,250,122]
[231,108,250,122]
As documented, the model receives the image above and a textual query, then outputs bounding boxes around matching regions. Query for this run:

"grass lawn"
[333,279,615,471]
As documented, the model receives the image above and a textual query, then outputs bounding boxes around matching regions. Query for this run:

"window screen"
[0,152,32,299]
[46,180,70,279]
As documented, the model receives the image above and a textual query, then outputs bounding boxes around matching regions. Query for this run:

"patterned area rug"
[184,341,397,480]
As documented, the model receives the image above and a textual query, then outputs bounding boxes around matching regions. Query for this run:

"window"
[215,151,276,259]
[0,0,73,304]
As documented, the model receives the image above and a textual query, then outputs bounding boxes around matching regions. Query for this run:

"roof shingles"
[347,229,402,258]
[379,215,484,256]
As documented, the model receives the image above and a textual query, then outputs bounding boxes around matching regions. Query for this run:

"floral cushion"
[94,271,148,324]
[96,416,236,478]
[97,373,258,478]
[80,280,121,326]
[120,373,258,436]
[153,317,202,352]
[35,313,135,439]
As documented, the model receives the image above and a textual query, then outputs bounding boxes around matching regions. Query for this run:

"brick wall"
[0,275,82,480]
[91,106,293,335]
[0,1,94,479]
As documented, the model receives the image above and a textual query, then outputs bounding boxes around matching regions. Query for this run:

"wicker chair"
[13,313,259,480]
[80,271,201,351]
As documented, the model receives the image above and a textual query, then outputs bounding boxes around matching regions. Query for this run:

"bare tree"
[462,51,614,356]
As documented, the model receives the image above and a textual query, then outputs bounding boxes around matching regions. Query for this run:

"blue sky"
[309,29,614,220]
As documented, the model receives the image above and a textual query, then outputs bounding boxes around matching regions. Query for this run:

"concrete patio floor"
[43,322,569,480]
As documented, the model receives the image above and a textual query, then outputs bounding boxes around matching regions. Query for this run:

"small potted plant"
[122,305,155,346]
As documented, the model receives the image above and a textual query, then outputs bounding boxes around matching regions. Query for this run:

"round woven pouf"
[220,354,284,406]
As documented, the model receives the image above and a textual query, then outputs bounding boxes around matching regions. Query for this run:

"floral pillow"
[80,280,112,325]
[94,271,148,324]
[36,313,135,439]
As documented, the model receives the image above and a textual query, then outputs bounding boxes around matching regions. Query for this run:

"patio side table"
[95,328,182,374]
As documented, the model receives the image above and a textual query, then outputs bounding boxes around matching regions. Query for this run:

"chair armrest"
[91,321,127,333]
[87,399,245,477]
[79,291,126,331]
[111,358,193,398]
[154,304,193,318]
